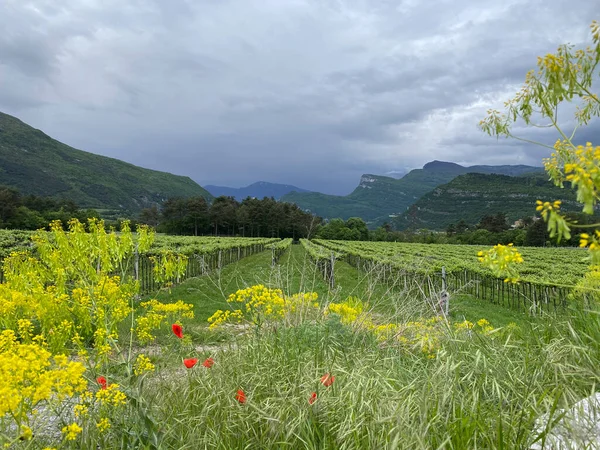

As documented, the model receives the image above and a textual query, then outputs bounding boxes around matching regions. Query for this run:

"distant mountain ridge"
[204,181,311,201]
[281,161,542,224]
[393,172,579,230]
[0,112,212,214]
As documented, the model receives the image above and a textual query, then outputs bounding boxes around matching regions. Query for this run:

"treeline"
[316,217,369,240]
[314,212,596,247]
[290,214,543,246]
[4,183,592,248]
[139,196,321,239]
[310,214,530,245]
[372,212,596,246]
[0,186,99,230]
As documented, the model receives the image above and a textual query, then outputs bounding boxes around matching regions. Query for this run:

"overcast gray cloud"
[1,0,598,194]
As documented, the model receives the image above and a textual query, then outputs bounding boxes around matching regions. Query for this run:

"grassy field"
[3,240,600,449]
[153,244,539,328]
[134,244,598,449]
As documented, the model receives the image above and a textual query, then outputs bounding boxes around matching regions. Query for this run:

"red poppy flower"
[235,389,246,404]
[183,358,198,369]
[96,376,107,390]
[202,357,214,368]
[320,373,335,387]
[172,324,183,339]
[309,392,317,405]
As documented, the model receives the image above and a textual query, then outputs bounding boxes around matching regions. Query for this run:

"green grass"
[132,305,600,449]
[5,241,600,449]
[151,244,450,324]
[153,244,539,332]
[151,245,285,322]
[449,293,540,328]
[124,245,595,449]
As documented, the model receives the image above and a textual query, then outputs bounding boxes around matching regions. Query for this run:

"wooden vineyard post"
[272,247,275,267]
[134,245,139,281]
[439,266,449,316]
[330,252,336,289]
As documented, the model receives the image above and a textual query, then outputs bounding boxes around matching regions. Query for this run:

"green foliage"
[0,229,32,260]
[132,256,599,449]
[149,235,279,256]
[0,111,212,214]
[314,239,589,286]
[0,185,100,230]
[151,195,321,238]
[477,212,509,233]
[316,217,369,240]
[480,21,600,253]
[5,227,600,448]
[524,219,550,246]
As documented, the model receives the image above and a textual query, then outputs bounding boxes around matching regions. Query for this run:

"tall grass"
[22,245,600,449]
[108,305,599,449]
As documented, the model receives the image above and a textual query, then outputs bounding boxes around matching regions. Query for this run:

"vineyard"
[0,228,598,448]
[1,230,588,307]
[301,239,589,313]
[0,229,33,259]
[0,231,281,288]
[310,240,589,286]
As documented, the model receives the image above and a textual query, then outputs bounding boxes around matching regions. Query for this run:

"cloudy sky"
[1,0,598,194]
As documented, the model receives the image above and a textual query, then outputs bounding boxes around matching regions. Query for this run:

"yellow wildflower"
[62,423,82,441]
[96,417,111,433]
[134,354,155,376]
[95,383,127,406]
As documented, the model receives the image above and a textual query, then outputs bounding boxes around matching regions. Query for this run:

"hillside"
[204,181,311,201]
[0,112,212,214]
[393,172,580,230]
[281,161,541,224]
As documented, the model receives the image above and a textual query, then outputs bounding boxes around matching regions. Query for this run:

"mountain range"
[204,181,311,201]
[393,172,579,230]
[0,112,212,214]
[280,161,542,225]
[1,111,561,229]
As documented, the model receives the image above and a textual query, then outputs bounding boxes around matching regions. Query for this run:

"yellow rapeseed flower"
[61,423,82,441]
[134,354,155,376]
[96,417,111,433]
[95,383,127,406]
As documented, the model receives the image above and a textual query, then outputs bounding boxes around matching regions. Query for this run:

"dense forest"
[139,196,322,239]
[0,186,99,229]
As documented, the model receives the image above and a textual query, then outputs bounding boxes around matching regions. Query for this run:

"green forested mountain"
[393,172,580,230]
[0,112,212,214]
[204,181,311,201]
[281,161,541,224]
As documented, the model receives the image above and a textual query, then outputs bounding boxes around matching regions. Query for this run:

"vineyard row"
[303,239,573,314]
[0,237,281,290]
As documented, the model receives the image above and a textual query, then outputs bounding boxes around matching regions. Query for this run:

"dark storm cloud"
[0,0,598,194]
